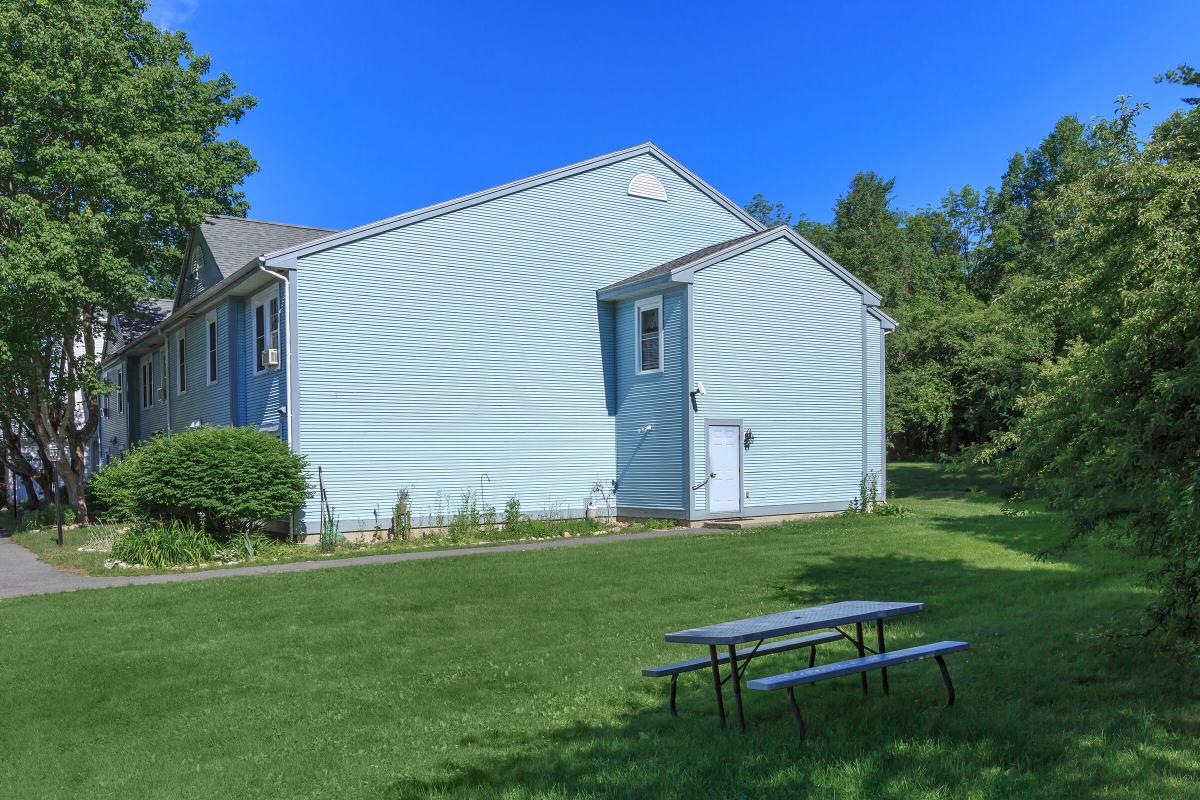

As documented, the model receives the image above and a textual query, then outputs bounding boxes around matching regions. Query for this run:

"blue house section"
[614,286,688,514]
[98,143,894,538]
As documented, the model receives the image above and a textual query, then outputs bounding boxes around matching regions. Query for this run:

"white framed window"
[140,355,154,409]
[634,295,663,375]
[116,368,123,414]
[206,312,218,385]
[252,290,280,373]
[176,333,187,395]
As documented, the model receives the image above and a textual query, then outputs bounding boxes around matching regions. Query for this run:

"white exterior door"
[707,423,741,514]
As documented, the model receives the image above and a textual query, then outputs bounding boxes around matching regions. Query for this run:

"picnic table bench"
[641,630,844,716]
[644,600,969,738]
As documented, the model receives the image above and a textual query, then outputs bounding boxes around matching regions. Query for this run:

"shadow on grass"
[889,462,1012,501]
[385,549,1199,799]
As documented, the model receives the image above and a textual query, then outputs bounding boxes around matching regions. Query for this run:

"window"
[176,334,186,394]
[140,356,153,408]
[254,302,266,372]
[269,297,280,355]
[253,291,280,373]
[206,313,218,385]
[116,368,123,414]
[635,296,663,374]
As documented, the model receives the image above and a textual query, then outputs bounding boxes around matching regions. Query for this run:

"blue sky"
[150,0,1200,230]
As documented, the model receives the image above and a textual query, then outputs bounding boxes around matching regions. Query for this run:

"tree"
[1156,63,1200,106]
[1000,99,1200,645]
[744,193,793,228]
[0,0,257,520]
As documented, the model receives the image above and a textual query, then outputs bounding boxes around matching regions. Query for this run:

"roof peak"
[262,141,763,264]
[204,214,335,233]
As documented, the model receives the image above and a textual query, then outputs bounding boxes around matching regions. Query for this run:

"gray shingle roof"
[116,298,174,342]
[198,215,335,278]
[601,230,765,292]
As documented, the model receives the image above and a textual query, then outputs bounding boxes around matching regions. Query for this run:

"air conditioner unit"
[263,348,280,368]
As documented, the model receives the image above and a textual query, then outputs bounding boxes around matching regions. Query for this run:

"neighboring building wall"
[135,347,169,440]
[294,153,753,530]
[167,304,236,430]
[98,363,129,465]
[689,237,867,515]
[865,318,885,497]
[613,286,687,514]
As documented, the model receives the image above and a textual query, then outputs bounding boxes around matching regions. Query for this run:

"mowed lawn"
[3,464,1198,799]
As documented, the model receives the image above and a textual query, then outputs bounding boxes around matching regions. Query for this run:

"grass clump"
[110,521,217,567]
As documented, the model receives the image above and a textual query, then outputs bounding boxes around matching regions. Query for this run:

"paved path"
[0,526,728,601]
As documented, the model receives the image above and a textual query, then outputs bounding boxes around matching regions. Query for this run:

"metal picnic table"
[664,600,925,732]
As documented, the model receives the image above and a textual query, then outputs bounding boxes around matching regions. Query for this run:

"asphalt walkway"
[0,525,728,601]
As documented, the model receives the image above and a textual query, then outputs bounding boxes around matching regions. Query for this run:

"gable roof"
[262,142,764,266]
[198,215,335,278]
[114,298,174,342]
[868,306,897,331]
[597,226,884,307]
[601,230,764,292]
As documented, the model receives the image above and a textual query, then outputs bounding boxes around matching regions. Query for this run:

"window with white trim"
[116,368,123,414]
[635,296,663,374]
[252,290,280,373]
[140,355,154,408]
[176,333,186,394]
[206,313,218,385]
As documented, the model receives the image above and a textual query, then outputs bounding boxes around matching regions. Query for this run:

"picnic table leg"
[727,644,747,733]
[875,618,890,695]
[708,645,726,729]
[854,622,868,694]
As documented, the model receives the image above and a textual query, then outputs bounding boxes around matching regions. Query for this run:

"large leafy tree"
[1001,99,1200,644]
[0,0,257,519]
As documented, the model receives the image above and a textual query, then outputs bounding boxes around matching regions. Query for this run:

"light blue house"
[99,143,894,538]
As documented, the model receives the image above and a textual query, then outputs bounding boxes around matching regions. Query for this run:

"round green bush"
[87,426,310,534]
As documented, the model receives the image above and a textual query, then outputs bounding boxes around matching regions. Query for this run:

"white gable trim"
[868,306,897,331]
[597,226,884,306]
[262,143,764,266]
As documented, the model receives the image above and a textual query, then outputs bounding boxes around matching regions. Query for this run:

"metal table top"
[664,601,925,645]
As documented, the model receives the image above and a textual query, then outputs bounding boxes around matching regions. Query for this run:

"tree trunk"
[35,474,54,509]
[60,458,88,523]
[19,473,38,509]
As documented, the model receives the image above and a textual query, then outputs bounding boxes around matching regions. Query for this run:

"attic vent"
[628,173,667,202]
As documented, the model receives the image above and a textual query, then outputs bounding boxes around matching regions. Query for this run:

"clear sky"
[148,0,1200,230]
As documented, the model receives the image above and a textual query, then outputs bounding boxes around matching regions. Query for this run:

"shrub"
[87,452,143,521]
[318,508,345,552]
[87,426,310,535]
[111,521,218,567]
[391,488,413,541]
[875,503,914,518]
[448,491,480,541]
[504,497,521,531]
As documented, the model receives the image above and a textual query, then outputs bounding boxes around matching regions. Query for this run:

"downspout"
[257,258,297,539]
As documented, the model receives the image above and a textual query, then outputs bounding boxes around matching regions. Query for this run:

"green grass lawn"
[7,516,680,576]
[2,463,1197,799]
